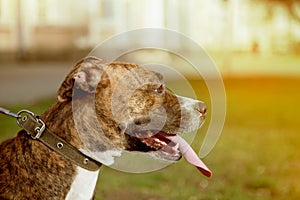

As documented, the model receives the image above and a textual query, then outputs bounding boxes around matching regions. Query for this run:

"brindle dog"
[0,56,210,199]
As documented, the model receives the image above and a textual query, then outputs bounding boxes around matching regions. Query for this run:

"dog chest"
[65,167,99,200]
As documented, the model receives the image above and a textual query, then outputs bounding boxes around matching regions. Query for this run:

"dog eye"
[153,85,165,94]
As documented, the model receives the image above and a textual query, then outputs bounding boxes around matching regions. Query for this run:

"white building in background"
[0,0,299,58]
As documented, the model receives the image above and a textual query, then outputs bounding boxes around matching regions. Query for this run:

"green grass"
[1,77,299,200]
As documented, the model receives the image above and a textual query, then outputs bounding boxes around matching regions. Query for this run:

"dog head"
[57,56,211,177]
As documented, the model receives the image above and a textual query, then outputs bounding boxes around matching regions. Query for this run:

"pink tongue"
[167,135,212,178]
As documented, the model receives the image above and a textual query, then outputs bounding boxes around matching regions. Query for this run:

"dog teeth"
[154,138,167,146]
[153,138,160,143]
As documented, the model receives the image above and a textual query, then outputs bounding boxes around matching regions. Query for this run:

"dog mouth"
[138,131,182,160]
[135,130,212,177]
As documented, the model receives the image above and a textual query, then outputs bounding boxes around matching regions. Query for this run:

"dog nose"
[197,102,207,117]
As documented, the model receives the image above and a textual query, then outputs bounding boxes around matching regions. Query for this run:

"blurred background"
[1,0,300,64]
[0,0,300,199]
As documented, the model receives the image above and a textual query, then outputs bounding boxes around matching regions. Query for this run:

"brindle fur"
[0,56,204,199]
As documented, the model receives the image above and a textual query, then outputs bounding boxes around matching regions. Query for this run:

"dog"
[0,56,211,199]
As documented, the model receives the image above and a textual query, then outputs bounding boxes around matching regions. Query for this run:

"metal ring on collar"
[16,110,46,139]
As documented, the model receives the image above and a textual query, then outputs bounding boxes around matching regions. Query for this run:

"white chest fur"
[65,167,99,200]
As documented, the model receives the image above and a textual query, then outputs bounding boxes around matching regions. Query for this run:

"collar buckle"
[17,110,45,139]
[15,109,101,171]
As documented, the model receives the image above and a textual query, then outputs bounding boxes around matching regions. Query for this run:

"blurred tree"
[263,0,300,22]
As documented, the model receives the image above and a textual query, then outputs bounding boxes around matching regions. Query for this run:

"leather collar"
[17,110,102,171]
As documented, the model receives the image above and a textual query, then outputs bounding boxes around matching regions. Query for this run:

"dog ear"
[57,57,106,102]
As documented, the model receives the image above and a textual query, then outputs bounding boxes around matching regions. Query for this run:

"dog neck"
[41,101,83,148]
[39,101,101,199]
